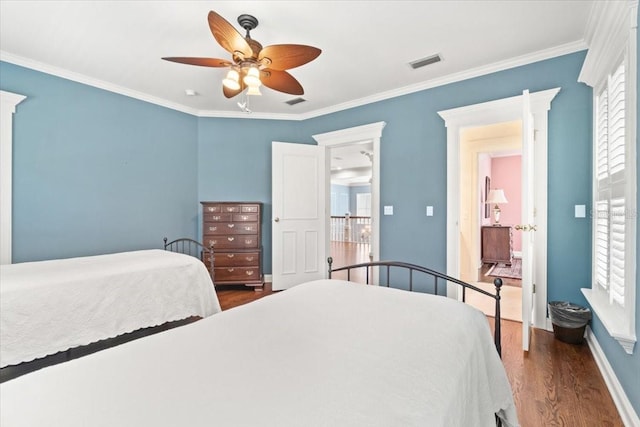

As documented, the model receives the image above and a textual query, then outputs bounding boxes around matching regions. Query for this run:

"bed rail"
[164,237,215,280]
[327,257,503,357]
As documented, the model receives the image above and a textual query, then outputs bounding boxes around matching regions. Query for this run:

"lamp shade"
[222,70,240,90]
[243,67,261,87]
[486,189,508,204]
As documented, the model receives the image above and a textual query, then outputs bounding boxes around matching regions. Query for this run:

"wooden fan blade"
[223,80,246,99]
[260,69,304,95]
[259,45,321,71]
[208,11,252,59]
[162,57,231,67]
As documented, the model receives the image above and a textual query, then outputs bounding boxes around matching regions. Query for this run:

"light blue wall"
[1,62,199,261]
[330,184,350,215]
[196,117,309,275]
[294,51,593,283]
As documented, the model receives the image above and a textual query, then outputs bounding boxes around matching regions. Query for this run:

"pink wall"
[491,155,522,252]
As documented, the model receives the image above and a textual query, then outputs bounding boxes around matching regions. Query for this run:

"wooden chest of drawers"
[481,225,513,265]
[201,202,263,289]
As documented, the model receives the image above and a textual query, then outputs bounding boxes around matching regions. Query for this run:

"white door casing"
[521,90,535,351]
[439,88,559,333]
[0,90,27,265]
[271,142,326,290]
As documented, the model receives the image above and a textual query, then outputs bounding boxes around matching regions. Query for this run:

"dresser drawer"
[203,222,258,235]
[214,266,261,282]
[241,205,260,213]
[202,204,241,214]
[203,213,233,222]
[233,213,259,222]
[202,204,222,214]
[203,236,259,249]
[212,252,260,267]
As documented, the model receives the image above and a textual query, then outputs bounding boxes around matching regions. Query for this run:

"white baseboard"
[512,251,522,259]
[585,326,640,426]
[264,274,272,284]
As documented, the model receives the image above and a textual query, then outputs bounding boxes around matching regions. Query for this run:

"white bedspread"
[0,279,518,427]
[0,249,220,367]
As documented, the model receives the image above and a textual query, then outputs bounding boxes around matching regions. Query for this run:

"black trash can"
[548,301,592,344]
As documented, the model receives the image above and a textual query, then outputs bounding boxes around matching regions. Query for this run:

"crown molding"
[578,0,637,88]
[2,39,586,121]
[299,40,586,120]
[0,51,200,116]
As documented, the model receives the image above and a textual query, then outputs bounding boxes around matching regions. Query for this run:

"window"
[579,1,637,354]
[594,61,627,307]
[356,193,371,217]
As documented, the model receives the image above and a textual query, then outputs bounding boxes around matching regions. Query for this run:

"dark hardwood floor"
[216,243,623,426]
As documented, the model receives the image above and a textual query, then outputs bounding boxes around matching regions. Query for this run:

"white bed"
[0,279,518,427]
[0,249,221,368]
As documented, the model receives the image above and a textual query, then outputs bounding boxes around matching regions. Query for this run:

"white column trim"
[0,90,27,265]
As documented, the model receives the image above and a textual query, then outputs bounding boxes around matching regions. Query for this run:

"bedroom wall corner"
[0,61,200,261]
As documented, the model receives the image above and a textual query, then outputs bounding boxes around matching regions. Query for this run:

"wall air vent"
[409,54,442,69]
[285,97,306,106]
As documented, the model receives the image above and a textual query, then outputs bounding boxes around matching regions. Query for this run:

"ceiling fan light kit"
[162,11,321,100]
[222,69,241,90]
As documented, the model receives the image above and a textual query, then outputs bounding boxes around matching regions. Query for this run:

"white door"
[272,142,326,291]
[521,90,536,351]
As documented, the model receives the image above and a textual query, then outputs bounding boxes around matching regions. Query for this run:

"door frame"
[438,88,559,331]
[0,90,26,265]
[312,121,386,272]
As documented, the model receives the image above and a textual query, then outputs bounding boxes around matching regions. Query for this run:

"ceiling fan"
[162,11,321,99]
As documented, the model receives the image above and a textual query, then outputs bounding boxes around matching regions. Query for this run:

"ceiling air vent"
[409,54,442,70]
[285,97,306,106]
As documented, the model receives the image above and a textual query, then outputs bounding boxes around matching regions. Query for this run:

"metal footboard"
[327,257,503,357]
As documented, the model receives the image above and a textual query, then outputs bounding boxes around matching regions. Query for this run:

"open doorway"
[328,142,374,272]
[440,88,559,351]
[458,121,523,322]
[312,121,385,282]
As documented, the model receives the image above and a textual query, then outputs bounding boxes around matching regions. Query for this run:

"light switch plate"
[426,206,434,216]
[384,205,394,215]
[575,204,586,218]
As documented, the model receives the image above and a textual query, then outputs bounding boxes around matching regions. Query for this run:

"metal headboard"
[163,237,215,280]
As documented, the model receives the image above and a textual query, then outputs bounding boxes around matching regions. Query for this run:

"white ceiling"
[0,1,596,120]
[330,141,374,186]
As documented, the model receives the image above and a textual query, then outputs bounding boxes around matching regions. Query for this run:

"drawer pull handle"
[212,215,221,221]
[241,215,248,220]
[227,268,235,272]
[227,224,235,228]
[226,207,234,212]
[245,226,253,231]
[245,239,253,244]
[226,254,235,258]
[208,207,215,212]
[246,271,253,275]
[246,257,254,262]
[209,226,217,231]
[227,237,235,242]
[209,240,217,246]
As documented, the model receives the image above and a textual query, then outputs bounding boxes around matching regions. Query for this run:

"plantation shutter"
[595,61,626,307]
